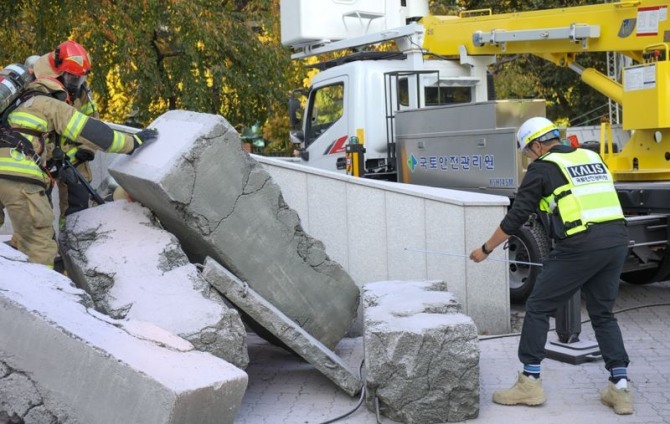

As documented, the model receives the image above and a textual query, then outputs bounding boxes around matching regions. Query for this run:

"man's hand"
[132,128,159,152]
[469,245,490,263]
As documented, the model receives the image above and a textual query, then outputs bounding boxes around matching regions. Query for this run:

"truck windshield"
[398,78,472,107]
[305,82,344,146]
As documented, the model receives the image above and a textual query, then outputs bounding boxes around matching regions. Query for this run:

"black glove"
[74,149,95,163]
[59,164,79,186]
[132,128,159,152]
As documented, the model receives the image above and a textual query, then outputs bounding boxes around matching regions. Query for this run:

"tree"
[0,0,299,144]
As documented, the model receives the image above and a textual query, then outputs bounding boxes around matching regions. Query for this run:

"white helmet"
[516,117,560,150]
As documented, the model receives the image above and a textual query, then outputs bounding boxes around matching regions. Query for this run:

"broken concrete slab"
[0,244,248,424]
[59,200,249,369]
[363,280,480,423]
[108,110,359,349]
[0,360,56,423]
[202,258,363,396]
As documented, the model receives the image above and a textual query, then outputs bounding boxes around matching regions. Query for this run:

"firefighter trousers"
[0,178,57,267]
[518,243,630,371]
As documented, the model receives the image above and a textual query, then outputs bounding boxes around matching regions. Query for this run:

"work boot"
[600,381,633,415]
[493,372,546,406]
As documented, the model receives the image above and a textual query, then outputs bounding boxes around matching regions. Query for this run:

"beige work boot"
[493,372,546,406]
[600,381,633,415]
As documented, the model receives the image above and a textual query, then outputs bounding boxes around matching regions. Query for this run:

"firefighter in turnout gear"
[30,41,101,219]
[469,117,633,415]
[0,76,158,268]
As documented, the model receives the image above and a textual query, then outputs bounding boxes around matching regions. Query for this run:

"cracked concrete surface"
[0,361,58,424]
[0,243,248,424]
[202,258,363,396]
[108,110,360,349]
[60,200,249,368]
[363,280,480,423]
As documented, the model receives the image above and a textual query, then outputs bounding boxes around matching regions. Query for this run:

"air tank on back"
[0,64,34,114]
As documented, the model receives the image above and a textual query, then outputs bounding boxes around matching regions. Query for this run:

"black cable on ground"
[479,302,670,341]
[319,360,368,424]
[316,302,670,423]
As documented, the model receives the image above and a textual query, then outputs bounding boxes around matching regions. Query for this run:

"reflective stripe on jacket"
[0,153,49,186]
[538,148,624,238]
[0,94,135,185]
[61,90,100,160]
[0,110,50,186]
[11,95,135,155]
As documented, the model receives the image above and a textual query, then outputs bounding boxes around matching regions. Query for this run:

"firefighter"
[469,117,633,415]
[0,76,158,268]
[29,41,100,220]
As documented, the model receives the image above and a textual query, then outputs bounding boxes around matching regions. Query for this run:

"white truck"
[281,0,670,302]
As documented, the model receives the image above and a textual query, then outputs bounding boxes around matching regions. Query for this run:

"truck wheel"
[508,222,550,303]
[620,268,657,285]
[621,248,670,285]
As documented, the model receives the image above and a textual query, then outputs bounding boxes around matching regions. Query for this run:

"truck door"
[303,77,348,171]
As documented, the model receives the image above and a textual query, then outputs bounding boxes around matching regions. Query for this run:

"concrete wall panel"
[257,156,511,335]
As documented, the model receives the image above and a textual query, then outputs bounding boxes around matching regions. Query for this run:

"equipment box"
[280,0,428,47]
[395,100,545,197]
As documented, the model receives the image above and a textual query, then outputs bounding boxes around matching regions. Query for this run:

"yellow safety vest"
[538,148,624,238]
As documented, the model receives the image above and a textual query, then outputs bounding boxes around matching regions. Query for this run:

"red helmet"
[49,40,91,77]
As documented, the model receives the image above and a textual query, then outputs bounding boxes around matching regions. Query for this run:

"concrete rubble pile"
[60,200,249,368]
[0,109,489,422]
[0,109,367,421]
[0,244,248,424]
[108,110,360,349]
[363,280,480,423]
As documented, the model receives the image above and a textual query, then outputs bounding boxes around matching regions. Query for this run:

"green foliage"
[0,0,295,135]
[492,53,609,125]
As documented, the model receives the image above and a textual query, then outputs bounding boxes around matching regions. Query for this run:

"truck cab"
[293,54,486,175]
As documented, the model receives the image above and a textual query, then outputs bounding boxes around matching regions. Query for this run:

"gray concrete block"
[108,110,359,349]
[202,258,363,396]
[0,371,44,420]
[363,280,480,423]
[60,200,249,369]
[0,244,248,424]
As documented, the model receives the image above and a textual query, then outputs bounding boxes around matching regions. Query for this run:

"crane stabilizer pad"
[545,337,602,365]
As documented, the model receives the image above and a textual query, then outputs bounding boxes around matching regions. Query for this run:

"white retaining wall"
[255,156,511,335]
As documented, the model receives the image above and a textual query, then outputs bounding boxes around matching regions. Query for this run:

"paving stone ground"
[236,280,670,424]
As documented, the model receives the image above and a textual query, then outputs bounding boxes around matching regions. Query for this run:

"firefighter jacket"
[32,53,99,161]
[0,78,136,188]
[31,53,57,80]
[537,148,624,239]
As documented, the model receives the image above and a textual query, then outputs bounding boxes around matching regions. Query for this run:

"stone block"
[364,280,479,423]
[0,244,248,424]
[108,110,359,349]
[60,200,248,368]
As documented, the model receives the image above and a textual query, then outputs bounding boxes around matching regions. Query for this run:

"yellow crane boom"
[420,0,670,181]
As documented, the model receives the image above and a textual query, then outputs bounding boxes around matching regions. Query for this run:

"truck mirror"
[289,129,304,145]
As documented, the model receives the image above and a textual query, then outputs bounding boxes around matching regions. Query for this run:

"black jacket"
[500,144,628,252]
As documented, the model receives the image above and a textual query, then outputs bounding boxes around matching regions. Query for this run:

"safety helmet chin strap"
[54,46,62,68]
